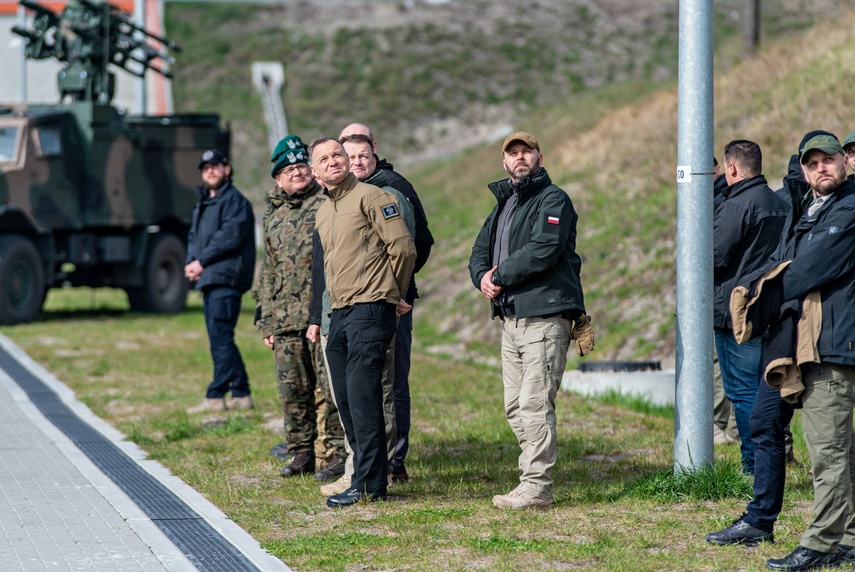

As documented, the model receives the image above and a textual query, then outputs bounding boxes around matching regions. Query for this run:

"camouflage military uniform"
[256,180,344,458]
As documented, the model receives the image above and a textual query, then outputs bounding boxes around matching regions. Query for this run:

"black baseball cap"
[198,149,229,169]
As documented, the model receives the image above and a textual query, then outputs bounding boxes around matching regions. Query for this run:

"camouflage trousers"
[274,333,344,459]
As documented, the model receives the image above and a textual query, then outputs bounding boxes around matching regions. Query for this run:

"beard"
[506,157,541,181]
[814,172,846,195]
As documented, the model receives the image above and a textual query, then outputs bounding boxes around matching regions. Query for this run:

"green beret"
[271,134,308,178]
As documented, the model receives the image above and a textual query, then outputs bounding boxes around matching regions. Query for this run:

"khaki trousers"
[800,364,855,552]
[501,315,572,501]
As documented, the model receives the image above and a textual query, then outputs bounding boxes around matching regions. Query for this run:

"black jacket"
[713,175,788,329]
[469,168,585,319]
[777,179,855,365]
[377,159,434,303]
[186,179,256,293]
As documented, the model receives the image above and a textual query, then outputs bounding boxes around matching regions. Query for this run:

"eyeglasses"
[279,164,310,177]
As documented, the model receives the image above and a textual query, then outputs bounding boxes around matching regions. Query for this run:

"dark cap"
[502,131,540,153]
[843,130,855,150]
[198,149,229,169]
[798,131,843,164]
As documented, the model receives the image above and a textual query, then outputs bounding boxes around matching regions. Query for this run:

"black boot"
[314,454,346,481]
[280,450,315,478]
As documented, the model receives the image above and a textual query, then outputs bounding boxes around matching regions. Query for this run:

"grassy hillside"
[406,7,855,368]
[163,0,855,367]
[165,0,842,199]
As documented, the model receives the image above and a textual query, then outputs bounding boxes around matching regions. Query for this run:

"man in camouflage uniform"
[256,134,346,479]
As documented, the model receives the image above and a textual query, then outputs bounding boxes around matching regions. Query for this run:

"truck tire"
[127,233,189,313]
[0,235,46,325]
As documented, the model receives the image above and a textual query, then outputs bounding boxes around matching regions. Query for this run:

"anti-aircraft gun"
[0,0,230,324]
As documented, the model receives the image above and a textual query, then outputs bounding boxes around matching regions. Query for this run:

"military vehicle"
[0,0,229,324]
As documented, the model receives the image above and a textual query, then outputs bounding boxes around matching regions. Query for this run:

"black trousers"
[327,302,397,495]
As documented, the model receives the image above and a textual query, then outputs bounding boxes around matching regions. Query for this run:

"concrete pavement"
[0,334,291,572]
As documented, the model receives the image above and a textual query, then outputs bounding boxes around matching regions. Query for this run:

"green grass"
[0,288,820,572]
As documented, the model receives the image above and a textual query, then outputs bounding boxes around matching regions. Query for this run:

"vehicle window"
[36,127,62,156]
[0,126,19,162]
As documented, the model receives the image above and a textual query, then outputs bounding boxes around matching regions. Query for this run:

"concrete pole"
[674,0,715,471]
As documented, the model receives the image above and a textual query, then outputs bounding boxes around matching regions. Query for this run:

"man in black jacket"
[712,140,789,475]
[185,150,256,414]
[338,123,434,483]
[762,132,855,571]
[469,131,593,510]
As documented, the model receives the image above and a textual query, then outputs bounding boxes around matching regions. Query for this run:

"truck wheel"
[127,233,189,313]
[0,235,46,325]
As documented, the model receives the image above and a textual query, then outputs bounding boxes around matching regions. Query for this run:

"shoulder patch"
[381,203,401,220]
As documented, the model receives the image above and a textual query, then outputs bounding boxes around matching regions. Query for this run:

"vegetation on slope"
[165,0,855,366]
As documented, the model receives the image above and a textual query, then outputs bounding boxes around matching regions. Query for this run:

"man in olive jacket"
[310,137,416,508]
[469,132,593,510]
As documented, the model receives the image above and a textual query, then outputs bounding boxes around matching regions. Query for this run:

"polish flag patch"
[547,216,560,225]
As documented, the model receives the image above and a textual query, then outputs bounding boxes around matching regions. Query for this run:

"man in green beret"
[256,134,346,480]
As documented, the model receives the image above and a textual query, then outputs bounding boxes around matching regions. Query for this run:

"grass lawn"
[1,289,818,571]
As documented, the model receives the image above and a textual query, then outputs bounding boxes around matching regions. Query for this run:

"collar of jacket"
[723,174,768,200]
[324,171,358,202]
[376,157,394,172]
[268,180,322,209]
[803,177,855,218]
[365,168,389,188]
[487,167,552,204]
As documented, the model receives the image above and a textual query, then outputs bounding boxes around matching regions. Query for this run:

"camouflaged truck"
[0,0,230,324]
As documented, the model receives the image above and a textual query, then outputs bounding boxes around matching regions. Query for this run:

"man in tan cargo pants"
[468,132,594,510]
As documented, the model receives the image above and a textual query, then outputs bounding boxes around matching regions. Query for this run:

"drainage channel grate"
[0,346,261,572]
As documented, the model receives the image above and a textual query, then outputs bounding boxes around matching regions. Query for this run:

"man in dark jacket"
[761,132,855,571]
[712,140,789,475]
[469,131,593,510]
[185,150,256,414]
[338,123,434,483]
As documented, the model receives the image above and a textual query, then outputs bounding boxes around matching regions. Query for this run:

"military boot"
[280,450,315,478]
[314,454,346,481]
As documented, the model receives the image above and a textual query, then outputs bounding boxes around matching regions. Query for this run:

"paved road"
[0,334,290,572]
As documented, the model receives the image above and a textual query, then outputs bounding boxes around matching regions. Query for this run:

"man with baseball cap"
[743,130,855,570]
[185,149,256,414]
[255,135,347,480]
[469,131,593,510]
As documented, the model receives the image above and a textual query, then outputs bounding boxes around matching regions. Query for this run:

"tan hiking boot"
[320,474,351,496]
[226,395,254,410]
[186,398,226,414]
[492,487,551,510]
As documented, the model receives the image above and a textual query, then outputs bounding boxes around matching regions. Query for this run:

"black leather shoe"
[839,544,855,565]
[390,458,409,484]
[280,450,315,478]
[766,546,840,570]
[706,517,774,546]
[326,487,386,508]
[314,454,346,481]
